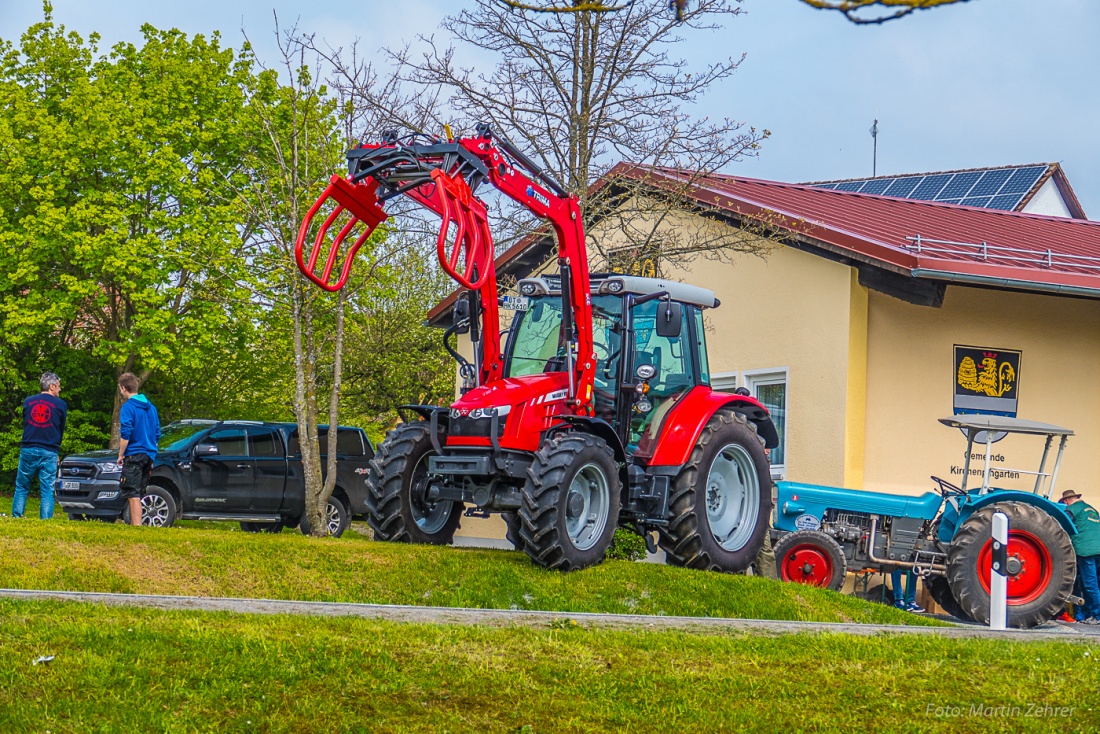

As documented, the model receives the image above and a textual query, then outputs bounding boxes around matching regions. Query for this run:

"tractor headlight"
[605,278,624,293]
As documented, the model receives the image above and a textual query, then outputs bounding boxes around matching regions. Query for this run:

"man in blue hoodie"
[116,372,161,526]
[13,372,67,519]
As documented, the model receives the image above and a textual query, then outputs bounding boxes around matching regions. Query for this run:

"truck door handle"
[236,463,250,469]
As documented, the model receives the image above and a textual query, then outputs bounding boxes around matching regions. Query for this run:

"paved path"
[3,588,1097,642]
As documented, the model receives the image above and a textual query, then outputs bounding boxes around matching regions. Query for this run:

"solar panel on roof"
[968,169,1013,196]
[910,174,952,199]
[884,177,921,197]
[960,196,994,208]
[1000,166,1046,194]
[809,165,1052,214]
[860,179,891,195]
[989,194,1023,210]
[938,172,983,199]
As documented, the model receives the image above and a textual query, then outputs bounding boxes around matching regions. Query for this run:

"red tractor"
[297,125,779,571]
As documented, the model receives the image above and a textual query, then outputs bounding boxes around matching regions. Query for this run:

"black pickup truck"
[54,420,375,536]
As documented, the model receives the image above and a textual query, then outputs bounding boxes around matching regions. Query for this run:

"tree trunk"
[292,283,326,536]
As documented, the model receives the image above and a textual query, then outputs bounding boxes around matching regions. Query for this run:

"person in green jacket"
[1062,489,1100,623]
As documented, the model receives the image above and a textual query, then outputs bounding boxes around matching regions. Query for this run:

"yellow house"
[430,163,1100,536]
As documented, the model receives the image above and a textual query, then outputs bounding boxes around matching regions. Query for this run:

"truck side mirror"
[655,301,682,338]
[193,443,219,458]
[452,298,471,335]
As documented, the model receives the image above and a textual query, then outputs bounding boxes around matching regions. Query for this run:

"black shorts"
[119,454,153,500]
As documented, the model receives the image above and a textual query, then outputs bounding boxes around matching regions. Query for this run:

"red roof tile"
[614,164,1100,298]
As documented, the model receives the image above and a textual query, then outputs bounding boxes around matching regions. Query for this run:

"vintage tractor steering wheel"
[930,475,965,497]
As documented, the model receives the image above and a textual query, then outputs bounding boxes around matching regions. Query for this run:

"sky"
[2,0,1097,219]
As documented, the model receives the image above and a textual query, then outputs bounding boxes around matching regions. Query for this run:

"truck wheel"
[299,496,350,538]
[120,485,177,527]
[947,501,1075,629]
[926,575,972,622]
[774,530,847,591]
[240,521,285,534]
[367,421,461,545]
[659,410,771,573]
[502,511,525,551]
[518,433,620,571]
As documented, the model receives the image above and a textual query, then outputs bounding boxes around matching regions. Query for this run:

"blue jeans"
[891,569,916,606]
[12,447,58,519]
[1078,555,1100,620]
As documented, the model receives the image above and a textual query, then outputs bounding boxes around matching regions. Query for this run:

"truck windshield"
[505,295,622,383]
[159,421,215,451]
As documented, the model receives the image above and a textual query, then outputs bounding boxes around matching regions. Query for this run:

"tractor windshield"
[505,295,623,392]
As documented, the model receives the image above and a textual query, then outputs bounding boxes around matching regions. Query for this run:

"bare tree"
[496,1,972,25]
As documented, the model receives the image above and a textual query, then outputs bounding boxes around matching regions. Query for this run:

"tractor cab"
[502,274,719,454]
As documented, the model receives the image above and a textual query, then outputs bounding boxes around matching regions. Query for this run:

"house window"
[744,369,788,479]
[711,372,739,393]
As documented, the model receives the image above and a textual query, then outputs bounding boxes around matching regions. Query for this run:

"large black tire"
[299,495,350,538]
[240,521,285,534]
[774,530,848,591]
[926,575,972,622]
[518,433,620,571]
[502,511,525,551]
[947,501,1075,629]
[659,410,771,573]
[120,484,176,527]
[855,582,892,605]
[366,422,461,545]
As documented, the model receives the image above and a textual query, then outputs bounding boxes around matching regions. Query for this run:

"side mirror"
[193,443,219,458]
[452,298,471,335]
[655,301,682,338]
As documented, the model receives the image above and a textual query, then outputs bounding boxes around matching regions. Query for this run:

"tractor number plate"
[500,296,530,311]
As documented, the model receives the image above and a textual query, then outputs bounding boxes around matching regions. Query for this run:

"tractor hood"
[450,372,572,416]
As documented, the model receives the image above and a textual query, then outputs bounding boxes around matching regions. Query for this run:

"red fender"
[638,386,773,468]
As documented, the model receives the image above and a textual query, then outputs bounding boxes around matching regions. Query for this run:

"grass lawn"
[2,598,1097,733]
[0,496,933,626]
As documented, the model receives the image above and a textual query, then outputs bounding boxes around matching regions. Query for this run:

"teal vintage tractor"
[771,416,1078,629]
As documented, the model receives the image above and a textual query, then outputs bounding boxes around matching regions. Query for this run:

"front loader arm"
[295,126,595,409]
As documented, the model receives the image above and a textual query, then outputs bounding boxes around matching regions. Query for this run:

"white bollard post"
[990,512,1009,630]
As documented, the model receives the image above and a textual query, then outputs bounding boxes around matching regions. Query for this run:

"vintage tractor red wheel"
[774,530,847,591]
[947,501,1075,628]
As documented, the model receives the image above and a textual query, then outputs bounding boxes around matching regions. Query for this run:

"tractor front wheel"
[519,433,620,571]
[774,530,847,591]
[947,501,1075,628]
[659,410,771,573]
[366,421,462,545]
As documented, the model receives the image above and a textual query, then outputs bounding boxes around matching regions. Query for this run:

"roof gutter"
[912,269,1100,300]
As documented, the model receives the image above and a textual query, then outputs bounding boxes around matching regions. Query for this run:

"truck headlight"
[99,462,123,474]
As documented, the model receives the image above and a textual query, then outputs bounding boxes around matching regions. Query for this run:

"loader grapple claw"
[420,168,494,291]
[295,175,388,292]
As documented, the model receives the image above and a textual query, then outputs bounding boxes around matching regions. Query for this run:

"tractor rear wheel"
[774,530,847,591]
[926,575,972,622]
[947,501,1075,629]
[518,433,620,571]
[367,421,461,545]
[659,410,771,573]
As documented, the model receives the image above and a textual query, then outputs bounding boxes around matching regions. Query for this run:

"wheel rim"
[141,495,170,527]
[976,529,1053,605]
[780,544,834,587]
[704,443,761,551]
[325,502,341,535]
[565,462,610,551]
[410,453,452,535]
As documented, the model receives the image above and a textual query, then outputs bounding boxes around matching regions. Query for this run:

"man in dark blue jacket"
[116,372,161,526]
[13,372,67,519]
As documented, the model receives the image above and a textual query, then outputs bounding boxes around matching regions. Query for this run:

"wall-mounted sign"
[953,345,1021,418]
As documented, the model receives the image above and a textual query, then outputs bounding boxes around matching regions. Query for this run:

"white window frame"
[710,371,739,392]
[742,368,789,481]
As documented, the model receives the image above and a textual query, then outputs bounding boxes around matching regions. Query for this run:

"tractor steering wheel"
[931,475,965,497]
